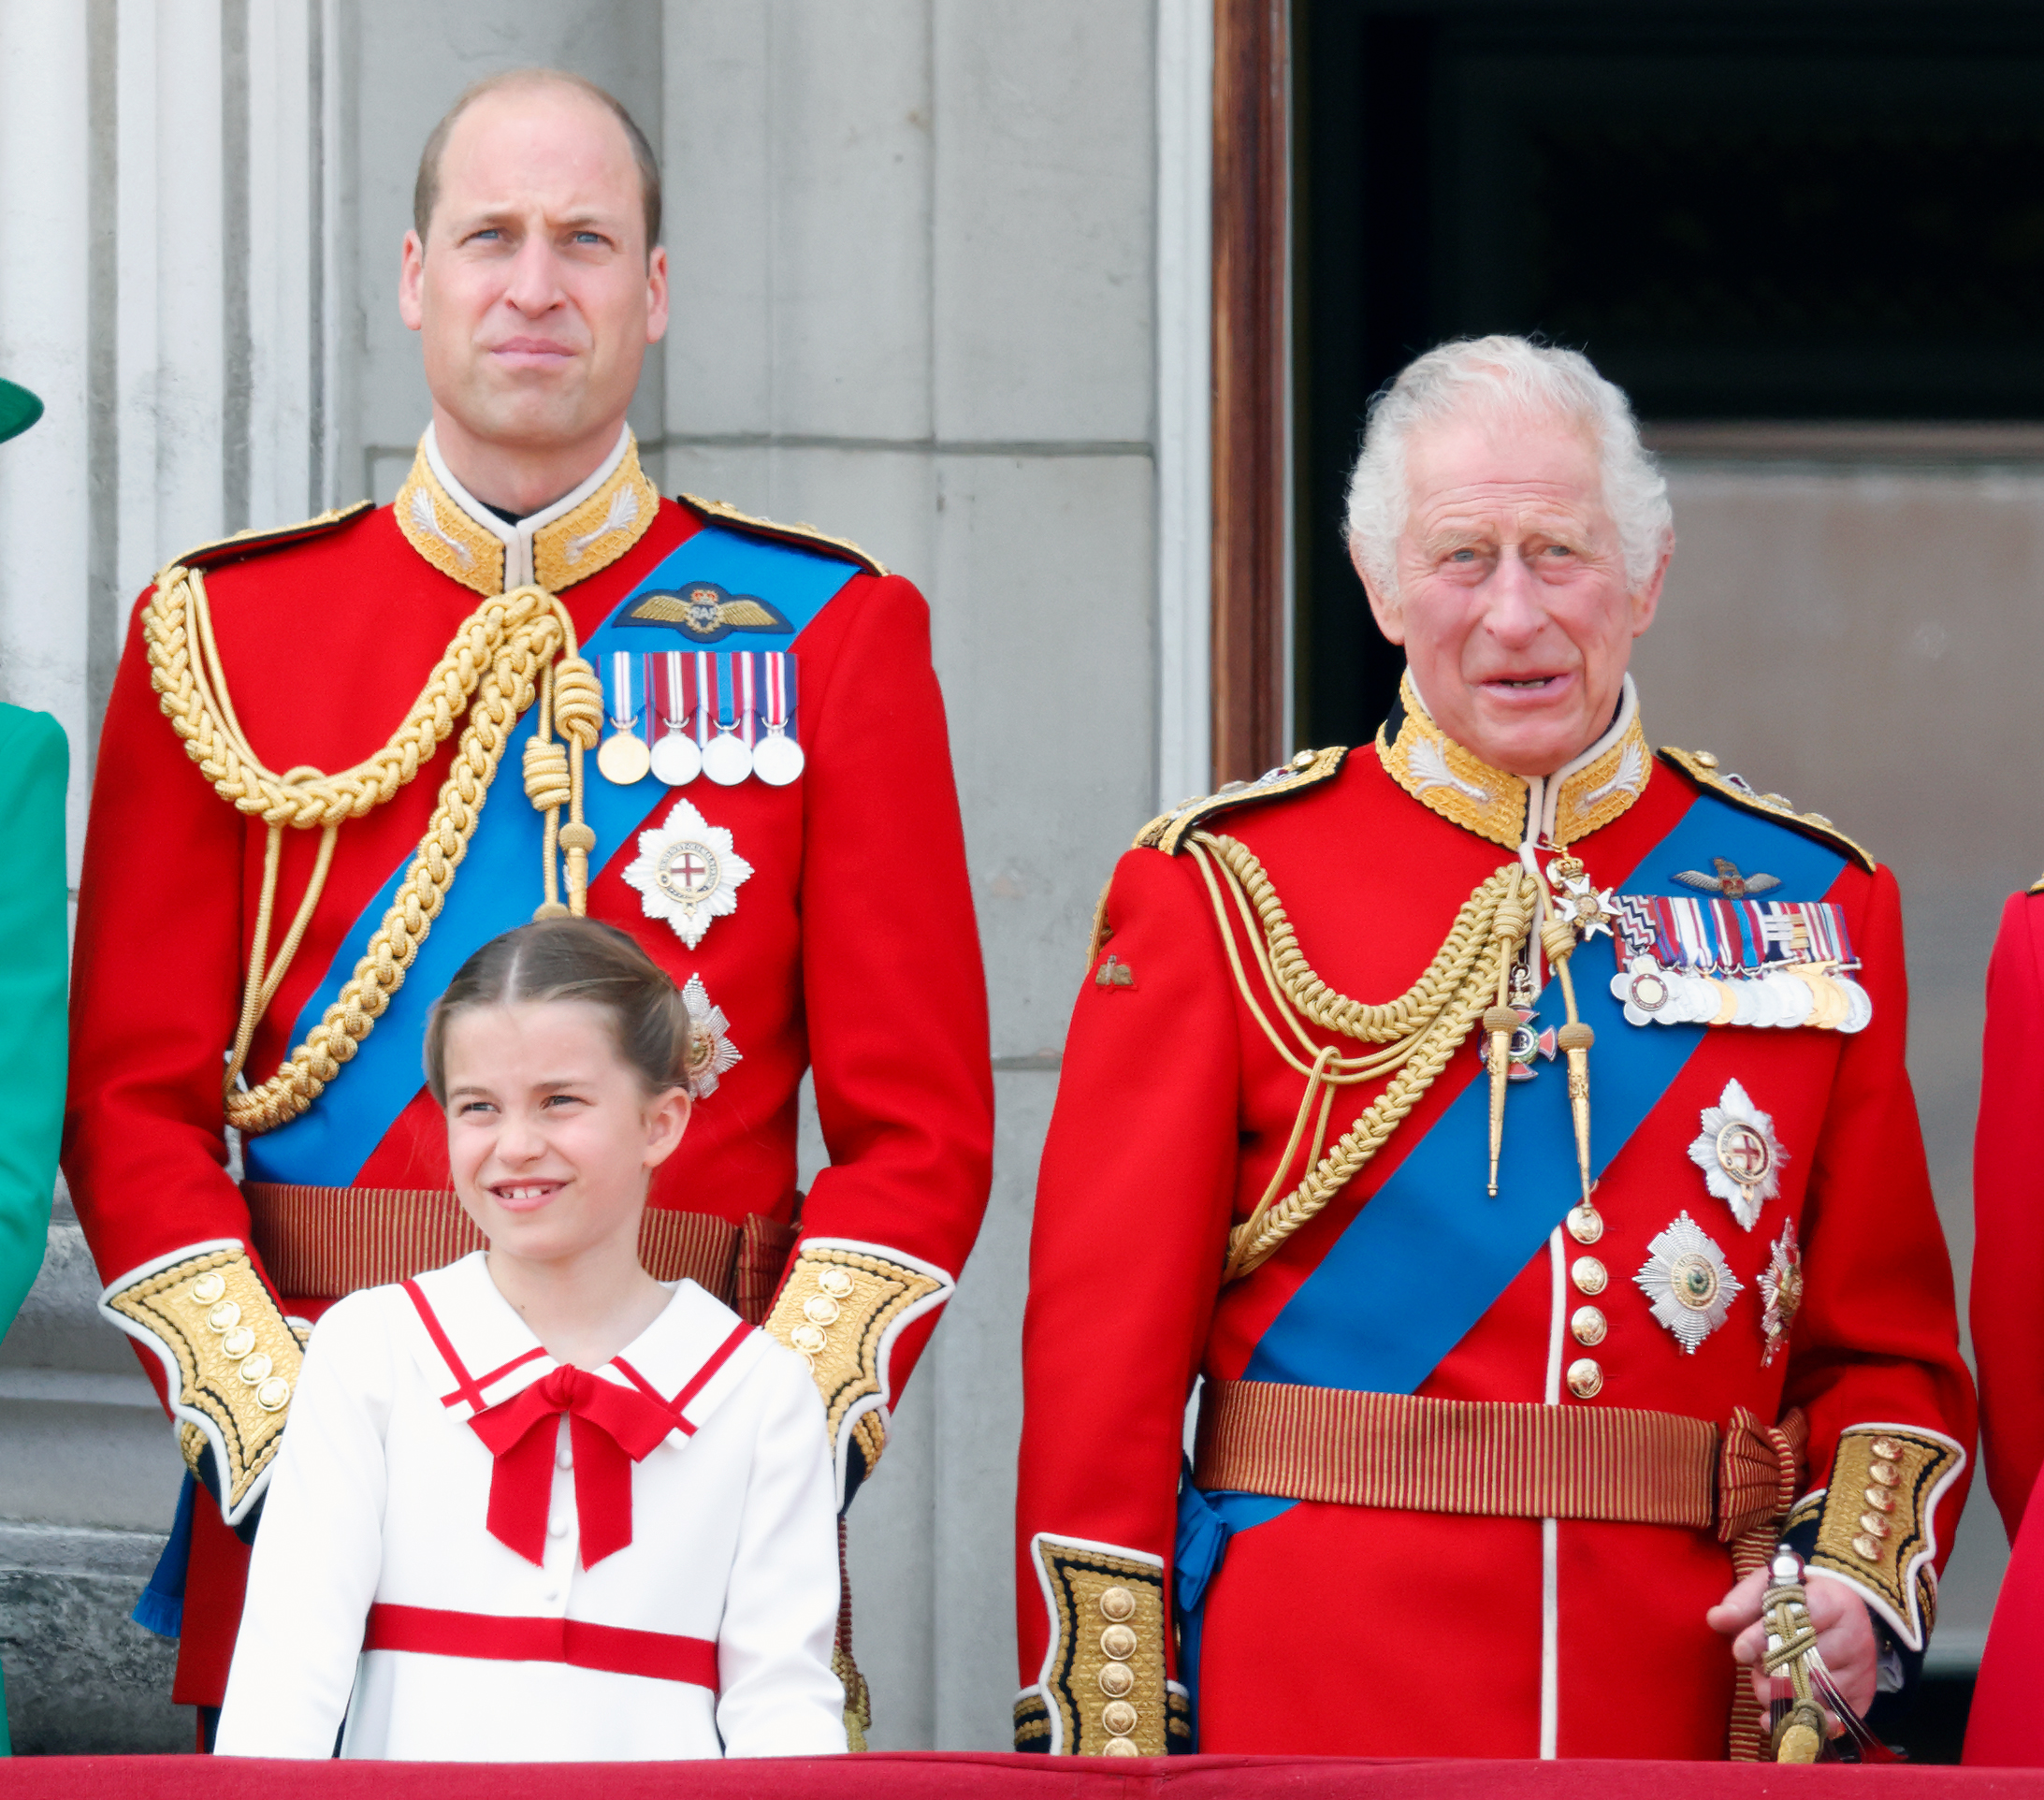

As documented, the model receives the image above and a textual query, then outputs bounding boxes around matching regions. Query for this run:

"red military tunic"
[1015,677,1973,1760]
[1960,890,2044,1764]
[65,429,993,1706]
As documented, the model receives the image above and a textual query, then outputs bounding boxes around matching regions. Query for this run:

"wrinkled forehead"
[1401,401,1610,533]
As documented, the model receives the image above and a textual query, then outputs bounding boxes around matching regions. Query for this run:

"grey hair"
[1343,335,1673,598]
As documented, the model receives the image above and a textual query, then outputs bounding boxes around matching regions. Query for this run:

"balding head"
[414,68,660,258]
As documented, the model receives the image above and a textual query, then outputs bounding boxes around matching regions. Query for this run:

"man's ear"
[399,229,426,333]
[1631,541,1673,638]
[1353,538,1406,646]
[645,243,670,345]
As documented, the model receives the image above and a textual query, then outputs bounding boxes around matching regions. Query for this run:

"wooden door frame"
[1210,0,1292,784]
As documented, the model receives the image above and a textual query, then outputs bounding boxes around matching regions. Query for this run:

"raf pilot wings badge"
[620,580,793,644]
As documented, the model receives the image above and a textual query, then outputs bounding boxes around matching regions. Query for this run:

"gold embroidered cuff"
[103,1246,302,1522]
[764,1241,950,1495]
[1805,1425,1965,1651]
[1030,1535,1169,1756]
[1014,1690,1051,1751]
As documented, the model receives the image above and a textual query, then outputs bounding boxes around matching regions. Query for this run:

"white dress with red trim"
[215,1252,846,1761]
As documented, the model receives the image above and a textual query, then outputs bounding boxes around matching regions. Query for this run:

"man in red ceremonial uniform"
[65,69,992,1740]
[1015,336,1974,1760]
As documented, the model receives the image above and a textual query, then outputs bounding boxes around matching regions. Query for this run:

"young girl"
[214,918,847,1760]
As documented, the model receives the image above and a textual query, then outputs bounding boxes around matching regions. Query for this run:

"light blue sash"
[243,525,860,1188]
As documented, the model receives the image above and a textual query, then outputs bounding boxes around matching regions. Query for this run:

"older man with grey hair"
[1014,335,1973,1763]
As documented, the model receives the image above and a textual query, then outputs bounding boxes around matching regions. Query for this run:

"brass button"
[1852,1534,1882,1561]
[803,1296,841,1327]
[1872,1437,1904,1462]
[238,1353,274,1385]
[1100,1623,1138,1661]
[255,1376,291,1412]
[1101,1700,1138,1737]
[1102,1737,1140,1757]
[1570,1306,1607,1347]
[790,1324,828,1357]
[1863,1488,1894,1514]
[1097,1662,1135,1698]
[1858,1514,1891,1539]
[1099,1586,1136,1622]
[191,1272,226,1305]
[1868,1459,1900,1488]
[206,1300,241,1333]
[1567,1205,1603,1245]
[1566,1358,1603,1400]
[819,1269,855,1299]
[221,1326,256,1359]
[1571,1256,1607,1296]
[1695,751,1719,769]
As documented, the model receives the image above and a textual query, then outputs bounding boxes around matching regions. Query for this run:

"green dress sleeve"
[0,706,68,1331]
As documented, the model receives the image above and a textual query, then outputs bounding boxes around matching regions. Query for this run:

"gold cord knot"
[550,654,604,749]
[521,736,572,810]
[1540,916,1578,967]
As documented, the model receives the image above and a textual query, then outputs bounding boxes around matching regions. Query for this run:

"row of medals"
[595,702,804,790]
[1621,956,1871,1033]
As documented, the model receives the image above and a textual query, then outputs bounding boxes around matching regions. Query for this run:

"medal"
[596,649,652,785]
[702,652,753,786]
[621,796,753,950]
[1634,1212,1744,1354]
[679,973,742,1096]
[1759,1218,1803,1366]
[1687,1077,1786,1230]
[647,650,703,787]
[752,651,805,786]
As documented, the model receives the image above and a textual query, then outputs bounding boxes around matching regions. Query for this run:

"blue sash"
[243,525,860,1188]
[1174,789,1849,1668]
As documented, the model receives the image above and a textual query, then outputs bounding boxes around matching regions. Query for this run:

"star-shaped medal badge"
[623,796,754,951]
[680,974,742,1096]
[1634,1212,1744,1354]
[1687,1078,1786,1231]
[1759,1217,1803,1367]
[1547,855,1616,941]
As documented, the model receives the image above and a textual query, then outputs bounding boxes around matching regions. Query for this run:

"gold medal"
[597,730,652,785]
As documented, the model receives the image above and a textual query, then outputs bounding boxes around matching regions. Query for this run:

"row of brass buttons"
[1095,1585,1140,1754]
[787,1266,856,1360]
[1852,1437,1906,1560]
[190,1270,290,1412]
[1566,1202,1605,1399]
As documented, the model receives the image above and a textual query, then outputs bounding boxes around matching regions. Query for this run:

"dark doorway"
[1297,2,2044,752]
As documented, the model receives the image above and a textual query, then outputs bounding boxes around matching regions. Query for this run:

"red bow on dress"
[467,1366,679,1569]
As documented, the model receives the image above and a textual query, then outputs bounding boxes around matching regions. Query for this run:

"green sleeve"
[0,707,67,1332]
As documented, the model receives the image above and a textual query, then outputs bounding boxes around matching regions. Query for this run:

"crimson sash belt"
[365,1603,718,1691]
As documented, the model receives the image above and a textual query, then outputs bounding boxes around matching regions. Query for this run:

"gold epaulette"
[160,501,375,581]
[2026,869,2044,896]
[1133,746,1349,855]
[1657,747,1877,874]
[677,493,889,578]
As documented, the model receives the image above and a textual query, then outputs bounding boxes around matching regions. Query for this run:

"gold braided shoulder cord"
[1183,831,1536,1282]
[145,563,604,1137]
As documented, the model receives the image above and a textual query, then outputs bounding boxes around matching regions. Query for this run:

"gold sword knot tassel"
[1484,877,1537,1196]
[1760,1549,1826,1764]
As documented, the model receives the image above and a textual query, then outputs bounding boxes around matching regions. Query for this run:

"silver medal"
[752,730,805,786]
[703,730,752,786]
[650,730,703,786]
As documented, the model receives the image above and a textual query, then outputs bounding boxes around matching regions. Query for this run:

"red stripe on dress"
[401,1280,486,1413]
[612,1320,754,1430]
[365,1603,719,1691]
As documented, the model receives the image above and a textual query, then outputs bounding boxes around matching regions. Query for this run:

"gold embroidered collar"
[394,425,661,596]
[1375,672,1652,850]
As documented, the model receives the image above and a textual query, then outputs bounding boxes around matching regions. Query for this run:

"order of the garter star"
[1689,1078,1786,1231]
[622,796,753,951]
